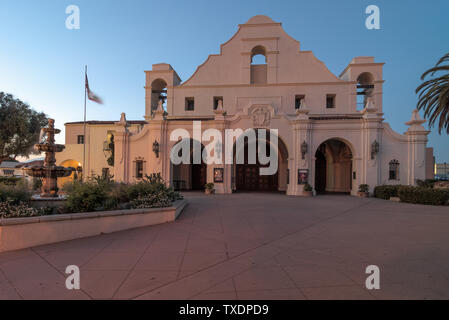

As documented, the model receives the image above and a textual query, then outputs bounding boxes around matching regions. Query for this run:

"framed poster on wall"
[214,168,224,183]
[298,169,309,184]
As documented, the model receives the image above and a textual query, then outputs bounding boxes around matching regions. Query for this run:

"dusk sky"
[1,0,448,162]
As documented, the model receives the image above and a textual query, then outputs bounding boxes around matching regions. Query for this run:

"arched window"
[250,46,267,84]
[151,79,167,112]
[389,159,399,180]
[356,72,375,110]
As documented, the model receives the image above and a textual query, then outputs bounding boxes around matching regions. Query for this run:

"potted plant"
[303,183,313,197]
[204,183,215,195]
[358,184,369,198]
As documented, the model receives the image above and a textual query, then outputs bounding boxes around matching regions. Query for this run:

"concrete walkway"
[1,193,449,300]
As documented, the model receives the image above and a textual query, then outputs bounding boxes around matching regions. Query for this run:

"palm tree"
[416,53,449,134]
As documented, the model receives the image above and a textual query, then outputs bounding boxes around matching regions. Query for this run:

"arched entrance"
[171,139,207,191]
[314,139,353,194]
[233,129,288,192]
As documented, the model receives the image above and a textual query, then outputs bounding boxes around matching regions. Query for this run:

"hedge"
[373,185,402,200]
[0,176,22,186]
[0,184,31,204]
[398,186,449,206]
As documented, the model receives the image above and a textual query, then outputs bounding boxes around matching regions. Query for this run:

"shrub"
[303,183,313,192]
[0,176,22,186]
[0,200,52,218]
[358,184,369,193]
[204,183,214,190]
[398,186,449,206]
[110,182,131,204]
[0,184,31,204]
[374,185,402,200]
[125,173,181,203]
[63,172,182,213]
[416,179,437,189]
[32,177,43,191]
[130,191,173,209]
[65,181,109,213]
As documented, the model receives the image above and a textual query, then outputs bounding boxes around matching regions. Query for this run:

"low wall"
[0,199,188,253]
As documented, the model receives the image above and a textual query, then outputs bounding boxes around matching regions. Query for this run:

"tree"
[0,92,48,160]
[416,53,449,134]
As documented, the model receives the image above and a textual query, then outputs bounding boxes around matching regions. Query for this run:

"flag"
[85,74,103,104]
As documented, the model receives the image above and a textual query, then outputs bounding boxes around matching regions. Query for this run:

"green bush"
[373,185,402,200]
[0,200,52,219]
[125,173,182,203]
[109,182,130,204]
[0,184,31,204]
[32,177,43,191]
[358,184,369,193]
[65,181,109,213]
[416,179,438,189]
[62,172,182,213]
[398,186,449,206]
[130,191,173,209]
[303,183,313,192]
[0,176,22,186]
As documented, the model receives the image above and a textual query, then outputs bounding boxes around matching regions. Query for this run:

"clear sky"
[1,0,448,162]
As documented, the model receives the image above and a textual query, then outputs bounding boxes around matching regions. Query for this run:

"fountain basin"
[23,166,74,178]
[35,144,65,153]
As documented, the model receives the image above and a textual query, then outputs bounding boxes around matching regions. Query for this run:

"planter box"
[205,189,215,195]
[0,199,188,253]
[302,191,313,197]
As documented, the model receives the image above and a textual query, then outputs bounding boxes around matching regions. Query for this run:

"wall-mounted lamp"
[371,140,379,159]
[301,141,308,160]
[152,140,160,158]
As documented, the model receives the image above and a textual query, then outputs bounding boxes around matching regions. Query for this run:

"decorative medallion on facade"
[252,106,271,127]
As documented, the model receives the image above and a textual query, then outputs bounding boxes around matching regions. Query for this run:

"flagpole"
[83,65,87,181]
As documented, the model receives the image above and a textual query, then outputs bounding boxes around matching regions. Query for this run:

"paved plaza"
[1,193,449,300]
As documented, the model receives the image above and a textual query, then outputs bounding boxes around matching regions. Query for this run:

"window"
[135,160,144,179]
[250,46,267,84]
[2,169,14,176]
[389,160,399,180]
[77,135,85,144]
[326,95,336,109]
[185,97,195,111]
[295,95,305,109]
[213,97,223,110]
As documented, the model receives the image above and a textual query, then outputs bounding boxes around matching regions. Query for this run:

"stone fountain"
[24,119,74,200]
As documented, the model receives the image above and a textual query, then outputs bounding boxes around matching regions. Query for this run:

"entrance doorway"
[171,139,207,191]
[314,139,353,194]
[233,130,288,192]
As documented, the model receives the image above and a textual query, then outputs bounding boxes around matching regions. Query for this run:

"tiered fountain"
[24,119,74,202]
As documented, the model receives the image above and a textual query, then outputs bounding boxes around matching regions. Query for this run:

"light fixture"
[301,141,308,160]
[371,140,379,159]
[153,140,160,158]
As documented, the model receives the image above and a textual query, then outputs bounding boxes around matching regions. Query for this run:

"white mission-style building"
[58,15,434,196]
